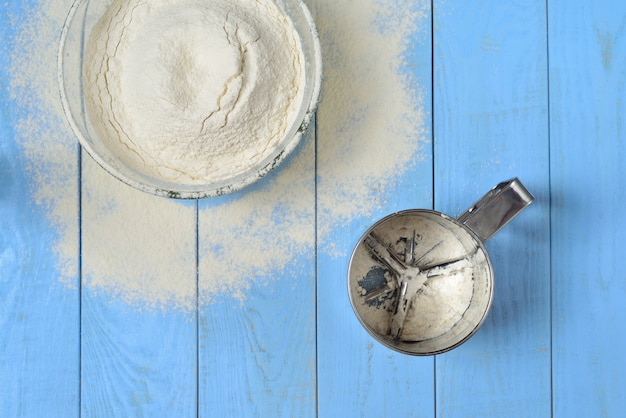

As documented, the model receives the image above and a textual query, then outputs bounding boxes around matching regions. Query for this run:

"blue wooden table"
[2,0,625,416]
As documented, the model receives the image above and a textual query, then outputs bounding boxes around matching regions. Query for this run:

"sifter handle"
[457,178,534,242]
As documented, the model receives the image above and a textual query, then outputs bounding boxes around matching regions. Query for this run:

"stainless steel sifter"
[347,178,534,355]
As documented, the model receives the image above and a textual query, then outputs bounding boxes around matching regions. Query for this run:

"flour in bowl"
[83,0,306,185]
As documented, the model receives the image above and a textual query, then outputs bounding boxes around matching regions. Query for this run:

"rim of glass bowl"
[57,0,322,199]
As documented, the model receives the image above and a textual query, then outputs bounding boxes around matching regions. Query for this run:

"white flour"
[84,0,305,184]
[315,0,428,254]
[6,0,428,311]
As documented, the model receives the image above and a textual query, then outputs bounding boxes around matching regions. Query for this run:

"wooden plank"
[80,158,198,417]
[315,0,435,415]
[432,0,551,416]
[197,1,317,413]
[549,1,626,416]
[197,128,317,416]
[0,1,80,415]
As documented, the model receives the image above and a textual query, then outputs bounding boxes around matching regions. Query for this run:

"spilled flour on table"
[315,0,428,254]
[3,1,79,286]
[5,0,427,310]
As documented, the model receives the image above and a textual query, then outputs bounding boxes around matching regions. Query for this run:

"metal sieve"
[348,178,534,355]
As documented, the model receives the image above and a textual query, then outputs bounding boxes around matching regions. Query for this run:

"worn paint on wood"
[1,2,80,415]
[198,127,317,417]
[79,158,198,417]
[433,0,552,416]
[315,1,435,415]
[549,0,626,416]
[1,0,626,417]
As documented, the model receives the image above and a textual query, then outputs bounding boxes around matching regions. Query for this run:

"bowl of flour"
[59,0,321,198]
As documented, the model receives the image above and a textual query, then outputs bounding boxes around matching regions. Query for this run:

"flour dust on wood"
[7,0,429,311]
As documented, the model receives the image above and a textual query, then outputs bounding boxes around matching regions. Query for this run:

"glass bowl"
[58,0,322,199]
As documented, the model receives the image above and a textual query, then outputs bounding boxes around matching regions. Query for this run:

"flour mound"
[84,0,305,185]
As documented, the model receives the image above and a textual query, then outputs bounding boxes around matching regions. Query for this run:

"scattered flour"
[81,159,197,310]
[83,0,305,185]
[6,0,428,310]
[315,0,429,253]
[4,0,79,287]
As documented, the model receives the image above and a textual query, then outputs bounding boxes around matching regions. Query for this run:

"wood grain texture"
[0,117,80,417]
[4,0,626,416]
[198,129,316,417]
[549,0,626,416]
[0,2,80,415]
[81,289,197,417]
[315,1,435,415]
[80,158,198,417]
[433,0,551,416]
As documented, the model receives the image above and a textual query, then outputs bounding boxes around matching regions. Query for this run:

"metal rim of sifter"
[347,178,535,356]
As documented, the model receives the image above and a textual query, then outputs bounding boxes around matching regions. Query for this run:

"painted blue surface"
[80,288,197,417]
[315,1,435,416]
[199,272,316,417]
[1,0,625,417]
[1,2,80,416]
[198,133,317,416]
[78,154,200,417]
[549,0,626,416]
[433,0,552,416]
